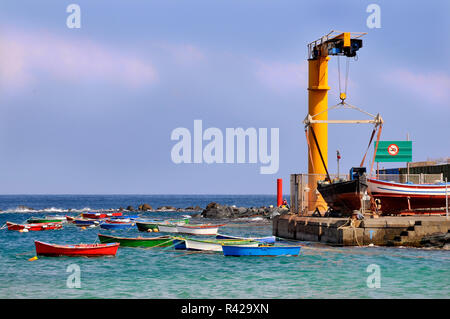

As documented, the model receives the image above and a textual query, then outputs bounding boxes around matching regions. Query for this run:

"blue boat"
[172,238,187,250]
[216,234,276,244]
[72,218,100,227]
[99,221,136,230]
[222,245,301,257]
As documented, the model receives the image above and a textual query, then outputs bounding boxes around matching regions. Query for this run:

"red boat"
[6,221,63,231]
[81,212,123,219]
[367,178,449,214]
[35,241,120,257]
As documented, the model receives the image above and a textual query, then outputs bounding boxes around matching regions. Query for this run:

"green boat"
[136,218,189,232]
[26,216,66,224]
[98,234,175,248]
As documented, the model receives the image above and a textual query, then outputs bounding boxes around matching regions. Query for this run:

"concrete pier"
[273,214,450,247]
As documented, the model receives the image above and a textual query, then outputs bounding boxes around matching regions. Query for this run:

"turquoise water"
[0,195,449,299]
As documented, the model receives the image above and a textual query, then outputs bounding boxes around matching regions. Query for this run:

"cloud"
[155,42,206,67]
[254,59,307,94]
[0,28,159,92]
[382,68,450,105]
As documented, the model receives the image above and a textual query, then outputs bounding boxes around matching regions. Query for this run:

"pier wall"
[273,214,450,247]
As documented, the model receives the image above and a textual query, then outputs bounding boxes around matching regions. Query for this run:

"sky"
[0,0,449,194]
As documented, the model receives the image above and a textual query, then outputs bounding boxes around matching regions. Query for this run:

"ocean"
[0,195,448,299]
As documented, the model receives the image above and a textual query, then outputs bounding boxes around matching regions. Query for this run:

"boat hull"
[367,178,449,214]
[136,219,188,232]
[317,177,367,215]
[222,245,301,257]
[81,212,122,219]
[71,218,100,226]
[35,241,119,257]
[99,222,136,230]
[177,224,224,236]
[157,224,178,233]
[183,238,259,252]
[136,221,159,231]
[98,234,174,247]
[27,217,66,224]
[7,221,63,231]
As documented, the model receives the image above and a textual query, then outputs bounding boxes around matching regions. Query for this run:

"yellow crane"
[304,31,383,213]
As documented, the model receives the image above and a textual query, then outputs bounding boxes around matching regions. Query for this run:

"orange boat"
[35,241,119,257]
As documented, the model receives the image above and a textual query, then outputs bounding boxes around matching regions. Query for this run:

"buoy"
[147,229,153,232]
[81,226,86,230]
[153,228,159,233]
[22,229,29,233]
[369,243,374,247]
[28,256,38,261]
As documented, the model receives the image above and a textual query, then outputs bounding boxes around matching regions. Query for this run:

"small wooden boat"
[222,245,301,257]
[27,216,66,224]
[81,212,123,219]
[136,218,189,232]
[99,220,136,230]
[176,224,225,236]
[35,240,119,257]
[177,237,259,252]
[6,221,63,231]
[73,218,101,227]
[216,234,276,244]
[98,234,174,247]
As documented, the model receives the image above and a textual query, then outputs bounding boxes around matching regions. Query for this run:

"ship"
[317,167,368,216]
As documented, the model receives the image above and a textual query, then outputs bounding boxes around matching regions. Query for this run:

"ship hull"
[317,178,367,215]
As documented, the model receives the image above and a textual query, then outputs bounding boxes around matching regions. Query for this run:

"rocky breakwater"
[200,202,288,219]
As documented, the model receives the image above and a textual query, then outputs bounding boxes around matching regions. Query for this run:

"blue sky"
[0,0,449,194]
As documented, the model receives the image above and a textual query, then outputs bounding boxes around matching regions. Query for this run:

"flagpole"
[337,150,340,179]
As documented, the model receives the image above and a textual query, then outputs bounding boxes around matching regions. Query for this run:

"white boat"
[157,223,178,233]
[182,238,259,252]
[176,224,225,236]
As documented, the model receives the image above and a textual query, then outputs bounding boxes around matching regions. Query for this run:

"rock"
[138,204,152,211]
[205,202,218,210]
[420,232,448,248]
[126,206,135,211]
[156,206,177,211]
[18,205,34,211]
[200,202,281,220]
[184,206,202,211]
[201,202,234,219]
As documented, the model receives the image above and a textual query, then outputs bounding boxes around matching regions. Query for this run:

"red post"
[277,178,282,207]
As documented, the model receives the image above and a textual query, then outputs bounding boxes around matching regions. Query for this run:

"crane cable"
[337,56,350,102]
